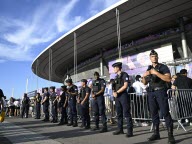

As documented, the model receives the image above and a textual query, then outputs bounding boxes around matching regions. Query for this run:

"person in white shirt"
[14,99,21,116]
[132,75,146,95]
[132,75,148,127]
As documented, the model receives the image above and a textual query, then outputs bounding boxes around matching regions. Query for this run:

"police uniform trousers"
[50,101,58,121]
[36,103,41,119]
[148,89,173,128]
[43,103,49,120]
[80,101,90,127]
[22,104,29,118]
[116,92,133,130]
[68,98,77,123]
[92,95,107,127]
[60,102,68,123]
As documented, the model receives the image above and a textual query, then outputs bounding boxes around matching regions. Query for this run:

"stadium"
[31,0,192,84]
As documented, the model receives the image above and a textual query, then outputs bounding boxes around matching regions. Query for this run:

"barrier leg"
[150,123,153,132]
[177,120,187,131]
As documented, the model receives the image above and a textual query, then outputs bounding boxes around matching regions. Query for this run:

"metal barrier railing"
[168,89,192,131]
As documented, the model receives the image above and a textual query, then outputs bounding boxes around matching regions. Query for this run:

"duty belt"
[153,87,164,91]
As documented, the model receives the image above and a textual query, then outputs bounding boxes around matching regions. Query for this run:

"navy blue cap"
[50,86,55,90]
[112,62,122,68]
[61,85,67,89]
[43,87,49,91]
[65,79,73,83]
[94,72,99,76]
[81,79,87,83]
[150,50,158,56]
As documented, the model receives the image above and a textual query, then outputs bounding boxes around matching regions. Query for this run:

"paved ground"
[0,117,192,144]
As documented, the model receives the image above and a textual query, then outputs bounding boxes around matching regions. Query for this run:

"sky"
[0,0,121,99]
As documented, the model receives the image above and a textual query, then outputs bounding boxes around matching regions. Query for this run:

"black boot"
[92,126,99,131]
[148,125,160,141]
[100,126,108,133]
[67,122,73,126]
[113,129,124,135]
[168,127,175,144]
[126,128,133,137]
[73,121,78,127]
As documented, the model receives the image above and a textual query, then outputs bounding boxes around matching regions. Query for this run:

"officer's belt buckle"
[153,87,164,91]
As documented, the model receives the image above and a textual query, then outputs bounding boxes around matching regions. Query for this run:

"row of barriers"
[28,89,192,131]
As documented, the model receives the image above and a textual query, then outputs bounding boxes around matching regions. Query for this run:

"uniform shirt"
[92,78,106,95]
[50,92,57,101]
[43,92,50,104]
[115,72,129,93]
[132,81,146,95]
[80,86,91,101]
[68,85,78,100]
[173,75,192,89]
[60,91,66,103]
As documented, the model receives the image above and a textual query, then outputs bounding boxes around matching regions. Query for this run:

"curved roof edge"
[31,0,128,67]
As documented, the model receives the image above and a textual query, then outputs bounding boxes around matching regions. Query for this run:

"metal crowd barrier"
[168,89,192,131]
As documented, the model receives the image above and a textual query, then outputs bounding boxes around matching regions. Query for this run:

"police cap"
[50,86,55,90]
[61,85,67,89]
[94,72,100,76]
[150,50,158,56]
[43,87,49,91]
[81,79,87,83]
[112,62,122,68]
[65,79,73,83]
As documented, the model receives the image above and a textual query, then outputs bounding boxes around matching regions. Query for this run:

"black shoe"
[113,129,124,135]
[35,118,38,119]
[53,120,58,123]
[80,124,85,128]
[100,127,108,133]
[148,125,160,141]
[73,123,78,127]
[42,119,46,121]
[85,126,91,129]
[148,134,160,141]
[92,126,100,131]
[67,123,73,126]
[44,119,49,122]
[51,120,54,123]
[168,127,175,144]
[58,122,64,126]
[126,128,133,137]
[63,122,68,125]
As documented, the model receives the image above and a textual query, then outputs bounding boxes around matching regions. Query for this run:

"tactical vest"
[148,64,167,90]
[36,96,41,103]
[60,92,66,103]
[92,79,103,93]
[113,72,125,92]
[23,97,29,105]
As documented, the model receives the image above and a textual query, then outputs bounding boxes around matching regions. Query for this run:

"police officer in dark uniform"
[21,93,30,118]
[35,93,41,119]
[58,85,68,125]
[49,86,58,123]
[112,62,133,137]
[142,50,175,144]
[41,87,50,122]
[66,79,78,127]
[78,79,91,129]
[91,72,108,133]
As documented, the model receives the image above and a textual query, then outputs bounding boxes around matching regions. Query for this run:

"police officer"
[91,72,108,133]
[49,86,58,123]
[58,85,68,125]
[21,93,30,118]
[35,93,41,119]
[112,62,133,137]
[41,87,50,122]
[142,50,175,144]
[78,79,91,129]
[66,79,78,127]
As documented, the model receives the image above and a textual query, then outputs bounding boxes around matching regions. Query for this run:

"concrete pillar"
[179,17,188,58]
[100,50,104,77]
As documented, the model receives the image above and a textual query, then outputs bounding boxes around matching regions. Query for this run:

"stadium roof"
[32,0,192,83]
